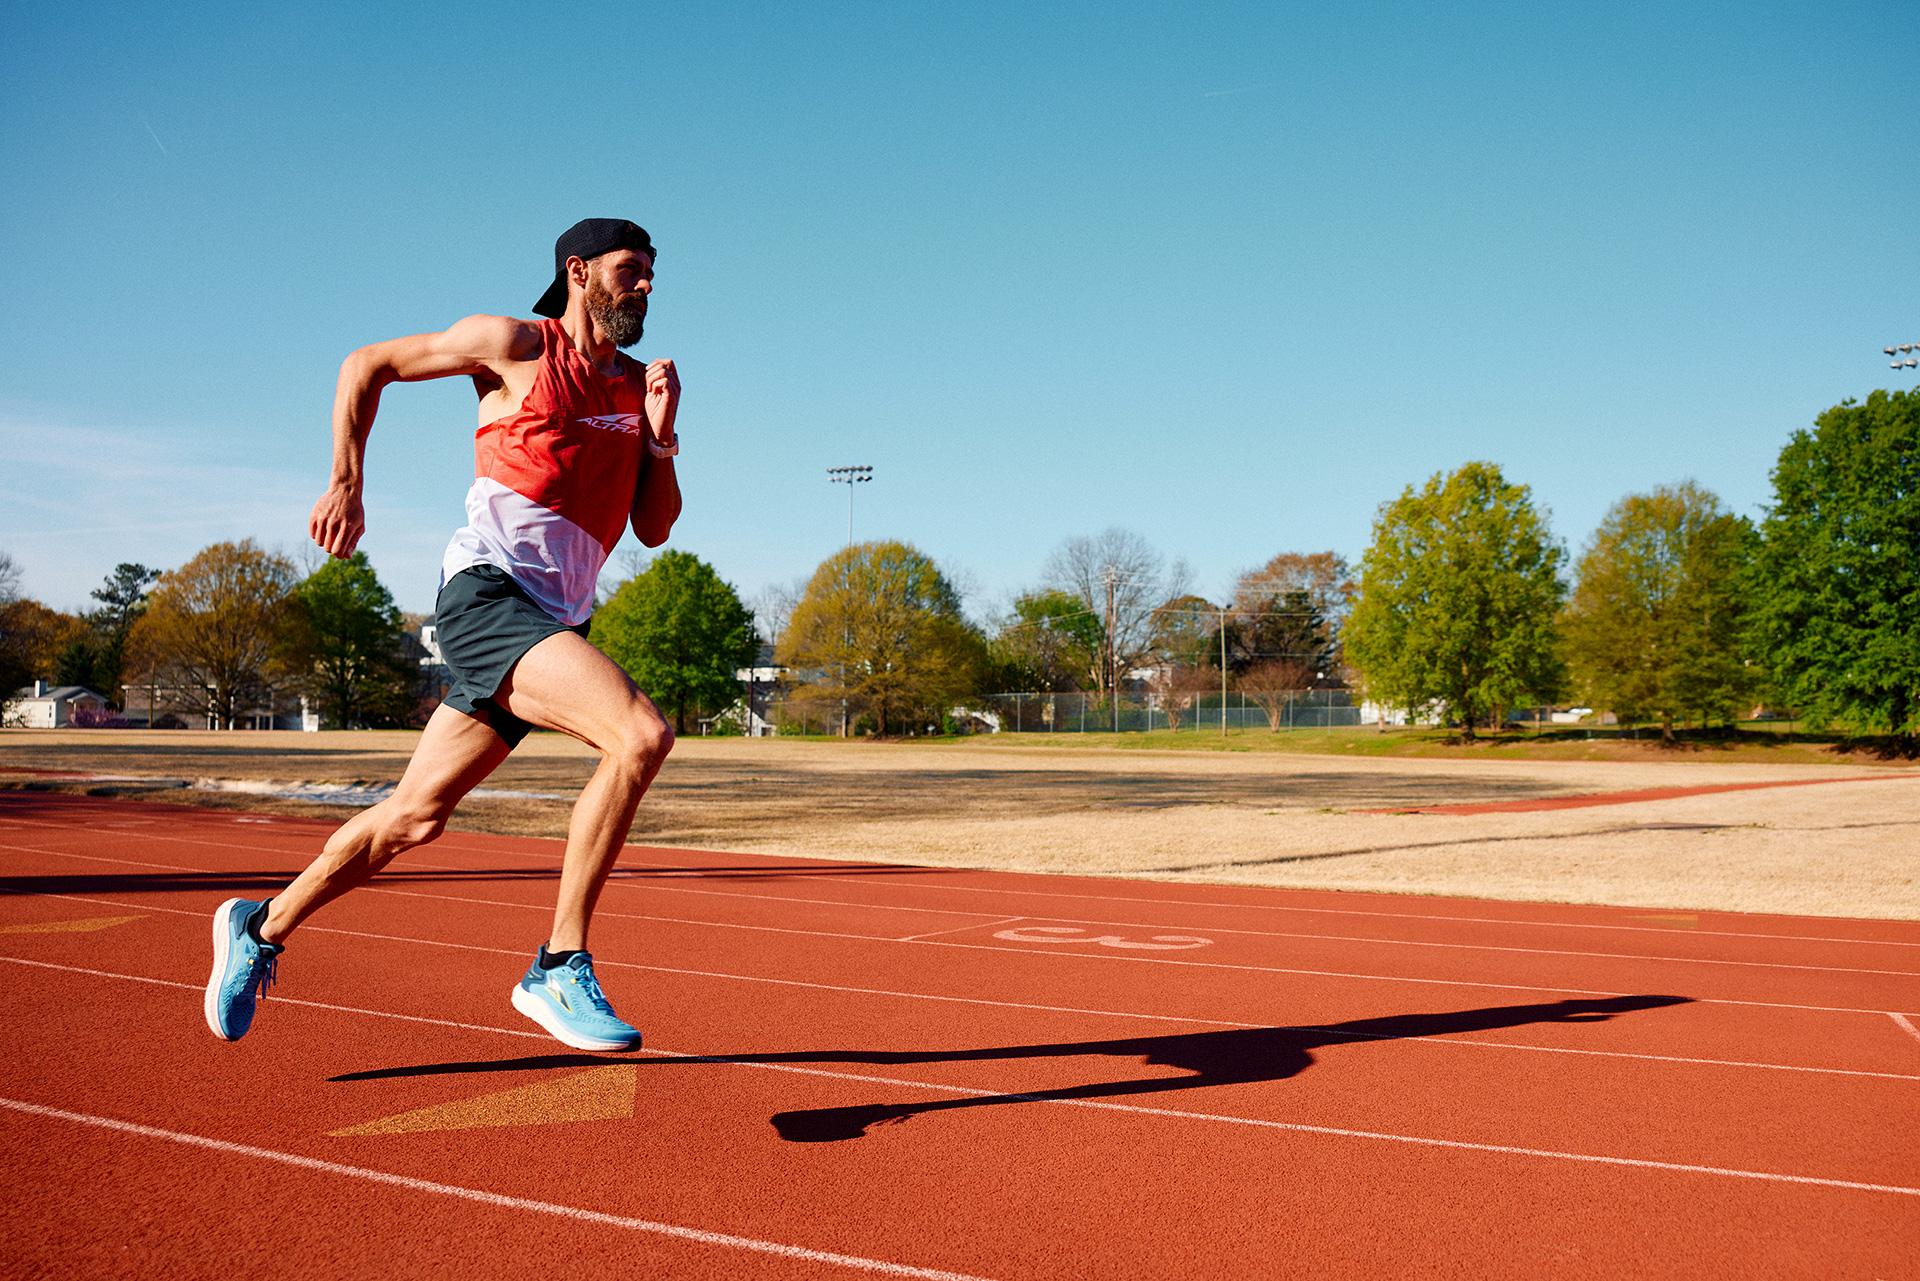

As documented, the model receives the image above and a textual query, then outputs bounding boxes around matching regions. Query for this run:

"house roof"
[9,685,106,702]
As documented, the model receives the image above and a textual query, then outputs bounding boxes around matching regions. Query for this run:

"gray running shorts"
[432,564,589,748]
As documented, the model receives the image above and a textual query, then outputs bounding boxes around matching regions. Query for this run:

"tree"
[1234,551,1353,629]
[282,552,415,729]
[1562,483,1757,741]
[595,550,758,734]
[51,563,161,705]
[1043,528,1188,695]
[1147,594,1219,671]
[1344,462,1567,738]
[1,597,85,707]
[124,540,300,729]
[780,540,986,736]
[990,590,1103,691]
[1224,589,1335,679]
[1145,662,1213,731]
[1240,657,1318,730]
[1750,389,1920,740]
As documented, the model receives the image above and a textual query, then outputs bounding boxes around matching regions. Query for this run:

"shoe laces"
[250,944,279,999]
[564,960,616,1016]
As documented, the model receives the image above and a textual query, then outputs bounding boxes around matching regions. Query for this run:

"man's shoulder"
[443,313,547,363]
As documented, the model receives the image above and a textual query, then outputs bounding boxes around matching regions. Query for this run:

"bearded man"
[205,218,680,1052]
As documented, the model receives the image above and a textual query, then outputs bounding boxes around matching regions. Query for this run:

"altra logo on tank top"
[576,414,646,435]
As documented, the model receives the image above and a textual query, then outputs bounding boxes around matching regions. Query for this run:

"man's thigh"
[494,630,667,751]
[392,703,516,807]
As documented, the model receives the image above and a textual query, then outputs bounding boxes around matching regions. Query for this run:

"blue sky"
[3,1,1914,620]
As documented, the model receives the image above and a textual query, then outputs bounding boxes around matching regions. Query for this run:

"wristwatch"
[647,433,679,459]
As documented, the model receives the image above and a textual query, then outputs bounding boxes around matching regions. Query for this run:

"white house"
[6,681,109,728]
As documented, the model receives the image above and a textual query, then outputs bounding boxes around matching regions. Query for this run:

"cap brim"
[532,275,567,318]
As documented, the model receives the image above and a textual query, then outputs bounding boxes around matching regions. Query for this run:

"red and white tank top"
[440,318,649,625]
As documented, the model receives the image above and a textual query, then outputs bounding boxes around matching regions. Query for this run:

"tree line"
[0,545,425,729]
[3,388,1913,740]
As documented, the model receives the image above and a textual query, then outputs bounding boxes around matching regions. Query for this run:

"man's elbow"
[633,513,677,547]
[341,346,395,392]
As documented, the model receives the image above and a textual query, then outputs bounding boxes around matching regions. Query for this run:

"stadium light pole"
[1883,342,1920,372]
[826,466,872,738]
[827,465,873,546]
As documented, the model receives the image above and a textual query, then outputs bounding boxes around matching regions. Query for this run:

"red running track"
[0,790,1915,1279]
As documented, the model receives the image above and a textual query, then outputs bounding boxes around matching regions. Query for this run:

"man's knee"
[613,713,673,780]
[375,797,450,852]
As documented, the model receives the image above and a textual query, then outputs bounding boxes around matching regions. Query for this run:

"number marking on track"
[992,925,1214,951]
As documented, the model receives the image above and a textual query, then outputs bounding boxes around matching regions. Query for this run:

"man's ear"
[567,255,591,291]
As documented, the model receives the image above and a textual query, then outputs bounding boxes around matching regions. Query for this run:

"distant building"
[731,642,784,736]
[5,681,109,728]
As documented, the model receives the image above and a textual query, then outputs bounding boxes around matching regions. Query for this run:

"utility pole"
[1220,605,1229,738]
[826,466,872,738]
[1104,566,1118,733]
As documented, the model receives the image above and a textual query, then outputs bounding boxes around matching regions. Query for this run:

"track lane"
[5,791,1919,1278]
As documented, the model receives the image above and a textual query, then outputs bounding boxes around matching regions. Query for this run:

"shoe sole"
[510,984,641,1052]
[204,898,242,1041]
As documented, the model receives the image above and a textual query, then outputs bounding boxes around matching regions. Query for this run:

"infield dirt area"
[4,729,1913,920]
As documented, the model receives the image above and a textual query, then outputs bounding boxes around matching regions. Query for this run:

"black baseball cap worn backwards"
[533,218,657,318]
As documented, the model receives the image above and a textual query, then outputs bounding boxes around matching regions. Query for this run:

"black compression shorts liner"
[432,564,589,748]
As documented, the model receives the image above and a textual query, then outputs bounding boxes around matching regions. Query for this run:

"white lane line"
[14,879,1916,1025]
[3,968,1916,1202]
[9,922,1918,1088]
[11,837,1914,982]
[9,802,1919,951]
[351,884,1920,1019]
[897,918,1027,944]
[1891,1013,1920,1046]
[0,1098,998,1281]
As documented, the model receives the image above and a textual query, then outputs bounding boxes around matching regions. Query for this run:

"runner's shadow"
[326,994,1692,1140]
[752,993,1692,1142]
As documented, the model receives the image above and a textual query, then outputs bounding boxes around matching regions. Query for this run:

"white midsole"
[509,984,640,1052]
[204,899,240,1040]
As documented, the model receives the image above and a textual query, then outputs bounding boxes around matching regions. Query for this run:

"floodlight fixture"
[1889,346,1900,355]
[826,464,875,547]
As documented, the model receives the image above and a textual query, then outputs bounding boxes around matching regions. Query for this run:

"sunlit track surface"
[1,792,1916,1279]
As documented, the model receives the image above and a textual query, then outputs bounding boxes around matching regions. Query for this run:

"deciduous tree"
[124,540,300,729]
[595,551,758,734]
[1145,662,1214,731]
[0,597,85,706]
[1043,528,1188,695]
[990,590,1103,692]
[1234,552,1353,628]
[1750,389,1920,740]
[1344,462,1566,737]
[283,552,415,729]
[1562,483,1756,740]
[1239,657,1319,730]
[780,541,986,736]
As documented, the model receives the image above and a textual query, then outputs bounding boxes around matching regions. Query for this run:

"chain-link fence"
[755,688,1366,736]
[974,688,1362,733]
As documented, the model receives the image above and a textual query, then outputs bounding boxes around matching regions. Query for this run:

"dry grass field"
[3,729,1914,919]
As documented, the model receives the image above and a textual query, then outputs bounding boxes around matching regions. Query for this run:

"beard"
[585,276,647,348]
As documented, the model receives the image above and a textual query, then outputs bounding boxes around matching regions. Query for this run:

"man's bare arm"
[309,316,540,558]
[630,358,682,547]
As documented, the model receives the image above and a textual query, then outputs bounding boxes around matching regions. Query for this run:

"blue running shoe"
[204,897,282,1041]
[511,952,642,1051]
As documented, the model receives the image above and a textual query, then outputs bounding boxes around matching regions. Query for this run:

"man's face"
[583,248,653,348]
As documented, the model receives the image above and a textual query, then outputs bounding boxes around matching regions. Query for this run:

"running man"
[204,218,681,1052]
